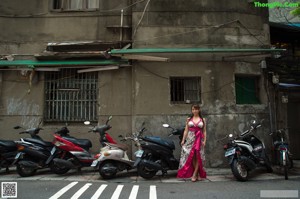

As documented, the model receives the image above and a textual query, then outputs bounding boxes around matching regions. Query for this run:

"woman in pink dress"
[177,104,207,182]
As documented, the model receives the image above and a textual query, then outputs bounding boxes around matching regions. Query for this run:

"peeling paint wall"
[0,0,273,168]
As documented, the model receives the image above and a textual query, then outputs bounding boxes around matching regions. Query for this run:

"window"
[44,69,98,122]
[52,0,99,11]
[235,75,260,104]
[170,77,201,103]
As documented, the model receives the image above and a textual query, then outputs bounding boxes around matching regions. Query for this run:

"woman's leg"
[192,152,199,181]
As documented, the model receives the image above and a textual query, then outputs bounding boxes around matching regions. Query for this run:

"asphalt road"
[0,177,299,199]
[0,166,299,199]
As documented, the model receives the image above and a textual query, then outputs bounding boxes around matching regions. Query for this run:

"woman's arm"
[202,118,207,147]
[181,118,189,146]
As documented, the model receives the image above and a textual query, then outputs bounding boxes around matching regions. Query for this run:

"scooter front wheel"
[231,159,249,182]
[137,163,157,179]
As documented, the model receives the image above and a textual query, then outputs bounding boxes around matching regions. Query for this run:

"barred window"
[52,0,99,11]
[170,77,201,103]
[44,69,98,122]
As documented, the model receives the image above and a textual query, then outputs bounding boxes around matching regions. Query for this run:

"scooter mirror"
[14,126,21,129]
[108,116,113,120]
[118,135,123,138]
[162,124,170,128]
[84,121,91,125]
[229,134,233,138]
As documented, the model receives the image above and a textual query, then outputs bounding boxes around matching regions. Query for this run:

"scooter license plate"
[225,148,236,157]
[135,150,144,158]
[50,147,56,155]
[91,160,98,167]
[14,152,21,159]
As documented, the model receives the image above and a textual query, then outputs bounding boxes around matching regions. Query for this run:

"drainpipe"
[120,9,124,43]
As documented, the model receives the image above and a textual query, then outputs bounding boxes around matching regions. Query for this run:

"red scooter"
[47,116,117,174]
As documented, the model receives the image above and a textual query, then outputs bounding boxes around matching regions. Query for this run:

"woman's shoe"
[191,176,197,182]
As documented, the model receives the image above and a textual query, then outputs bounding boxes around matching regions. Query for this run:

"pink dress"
[177,118,207,179]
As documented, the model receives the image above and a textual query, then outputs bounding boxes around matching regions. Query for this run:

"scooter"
[92,126,144,179]
[223,120,273,181]
[50,116,115,174]
[0,139,18,173]
[134,123,185,179]
[270,128,293,180]
[13,125,55,177]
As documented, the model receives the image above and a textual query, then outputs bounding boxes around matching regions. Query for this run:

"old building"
[0,0,286,167]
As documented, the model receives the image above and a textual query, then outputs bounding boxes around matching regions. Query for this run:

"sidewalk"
[1,164,299,183]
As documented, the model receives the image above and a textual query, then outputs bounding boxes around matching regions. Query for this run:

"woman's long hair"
[190,104,205,127]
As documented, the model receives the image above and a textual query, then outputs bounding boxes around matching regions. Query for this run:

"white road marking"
[150,185,157,199]
[128,185,139,199]
[49,181,78,199]
[90,184,108,199]
[70,183,92,199]
[111,185,124,199]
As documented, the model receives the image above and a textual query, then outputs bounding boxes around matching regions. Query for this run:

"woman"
[177,104,207,182]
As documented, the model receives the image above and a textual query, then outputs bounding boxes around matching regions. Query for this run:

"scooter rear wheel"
[99,161,117,179]
[49,162,70,175]
[16,163,37,177]
[137,163,157,179]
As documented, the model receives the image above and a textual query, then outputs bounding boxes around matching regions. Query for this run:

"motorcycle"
[92,126,144,179]
[13,125,56,177]
[270,128,293,180]
[50,116,115,174]
[223,120,273,181]
[0,138,18,173]
[134,123,185,179]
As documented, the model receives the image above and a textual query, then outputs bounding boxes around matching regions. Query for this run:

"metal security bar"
[170,77,201,103]
[44,69,98,122]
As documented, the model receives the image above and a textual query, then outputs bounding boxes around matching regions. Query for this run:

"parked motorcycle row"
[222,120,293,181]
[0,117,294,181]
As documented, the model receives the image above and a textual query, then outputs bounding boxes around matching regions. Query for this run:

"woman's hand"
[181,140,185,146]
[202,141,206,147]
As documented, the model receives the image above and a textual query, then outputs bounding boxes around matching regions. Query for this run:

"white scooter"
[91,128,144,179]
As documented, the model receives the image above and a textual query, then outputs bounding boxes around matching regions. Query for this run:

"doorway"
[287,101,300,159]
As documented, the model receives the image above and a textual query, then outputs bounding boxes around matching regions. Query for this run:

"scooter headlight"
[54,141,66,147]
[103,151,111,157]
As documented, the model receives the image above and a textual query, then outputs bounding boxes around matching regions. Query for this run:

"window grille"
[170,77,201,103]
[52,0,99,11]
[235,75,260,104]
[44,69,98,122]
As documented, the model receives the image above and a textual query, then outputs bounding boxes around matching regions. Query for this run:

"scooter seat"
[0,140,17,151]
[107,143,129,151]
[24,138,53,147]
[63,137,92,150]
[143,136,175,150]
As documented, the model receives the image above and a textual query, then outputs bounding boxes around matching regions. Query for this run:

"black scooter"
[0,139,18,173]
[13,125,56,177]
[223,120,273,181]
[134,123,184,179]
[0,125,48,174]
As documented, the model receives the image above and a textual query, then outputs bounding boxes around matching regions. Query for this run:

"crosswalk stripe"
[111,185,124,199]
[128,185,139,199]
[49,181,78,199]
[90,184,108,199]
[150,185,157,199]
[71,183,92,199]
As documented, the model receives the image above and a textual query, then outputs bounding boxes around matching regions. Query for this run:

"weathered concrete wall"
[0,0,132,54]
[0,0,273,167]
[0,0,134,153]
[132,0,269,48]
[130,0,272,167]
